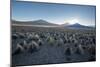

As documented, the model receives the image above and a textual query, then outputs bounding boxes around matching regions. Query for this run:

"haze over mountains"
[12,19,95,29]
[12,19,58,26]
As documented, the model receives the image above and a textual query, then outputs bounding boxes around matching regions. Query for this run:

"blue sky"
[12,0,96,26]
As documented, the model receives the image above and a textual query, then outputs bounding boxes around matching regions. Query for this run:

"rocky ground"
[12,26,96,66]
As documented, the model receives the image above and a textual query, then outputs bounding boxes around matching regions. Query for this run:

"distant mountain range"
[63,23,95,29]
[12,19,95,29]
[12,19,58,26]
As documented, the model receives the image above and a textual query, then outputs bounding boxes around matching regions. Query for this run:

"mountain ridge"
[12,19,59,26]
[12,19,95,29]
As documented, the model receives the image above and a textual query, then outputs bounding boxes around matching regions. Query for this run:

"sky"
[12,0,96,26]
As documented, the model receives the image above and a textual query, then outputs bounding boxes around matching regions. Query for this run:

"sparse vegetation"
[12,25,96,65]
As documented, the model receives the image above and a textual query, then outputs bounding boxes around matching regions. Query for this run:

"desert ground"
[12,25,96,66]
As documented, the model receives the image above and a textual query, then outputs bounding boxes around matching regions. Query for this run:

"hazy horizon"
[12,1,96,26]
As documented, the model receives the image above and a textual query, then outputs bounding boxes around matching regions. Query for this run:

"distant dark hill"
[12,19,59,26]
[63,23,95,30]
[68,23,86,28]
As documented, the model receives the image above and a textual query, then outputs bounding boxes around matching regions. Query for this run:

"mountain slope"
[12,19,59,26]
[63,23,95,29]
